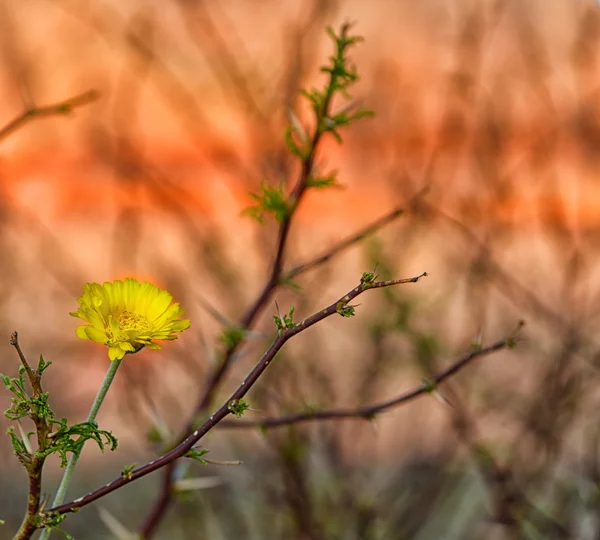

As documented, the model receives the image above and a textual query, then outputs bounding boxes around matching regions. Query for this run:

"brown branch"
[140,67,320,540]
[46,272,428,519]
[138,202,412,537]
[10,332,50,540]
[218,328,521,430]
[140,24,378,537]
[0,89,99,144]
[9,331,39,392]
[187,23,341,414]
[286,208,404,280]
[284,186,428,281]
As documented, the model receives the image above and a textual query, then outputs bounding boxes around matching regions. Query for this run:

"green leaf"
[284,125,308,159]
[37,354,52,374]
[278,274,303,291]
[360,271,376,289]
[121,463,136,480]
[228,399,250,419]
[306,171,342,189]
[242,183,292,224]
[218,326,247,349]
[41,513,73,540]
[273,306,297,332]
[185,447,209,463]
[336,301,356,318]
[7,426,30,461]
[294,24,373,150]
[40,419,118,468]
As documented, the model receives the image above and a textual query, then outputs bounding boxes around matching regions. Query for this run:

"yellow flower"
[71,278,191,361]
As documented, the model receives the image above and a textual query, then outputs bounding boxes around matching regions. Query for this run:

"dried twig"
[0,90,99,144]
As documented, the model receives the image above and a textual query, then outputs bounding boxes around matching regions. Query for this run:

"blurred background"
[1,0,600,538]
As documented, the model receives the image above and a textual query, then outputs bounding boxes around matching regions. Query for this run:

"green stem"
[39,358,123,540]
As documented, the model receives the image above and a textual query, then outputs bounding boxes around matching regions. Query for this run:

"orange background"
[2,1,600,538]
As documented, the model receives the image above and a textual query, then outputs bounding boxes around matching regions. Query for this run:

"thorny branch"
[9,333,51,540]
[139,201,411,537]
[45,272,428,520]
[284,187,428,281]
[218,327,522,430]
[286,209,403,280]
[140,23,374,537]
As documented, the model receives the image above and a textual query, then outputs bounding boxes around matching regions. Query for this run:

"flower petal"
[109,346,126,361]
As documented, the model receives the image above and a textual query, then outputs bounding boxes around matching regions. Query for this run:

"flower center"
[114,310,151,333]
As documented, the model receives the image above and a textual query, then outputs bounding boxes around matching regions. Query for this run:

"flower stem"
[39,358,123,540]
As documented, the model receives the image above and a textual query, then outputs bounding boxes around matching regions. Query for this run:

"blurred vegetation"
[2,0,600,539]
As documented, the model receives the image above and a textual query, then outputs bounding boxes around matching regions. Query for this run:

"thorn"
[17,420,33,455]
[433,389,454,408]
[174,477,224,492]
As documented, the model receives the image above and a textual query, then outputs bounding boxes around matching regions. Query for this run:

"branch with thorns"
[138,23,390,537]
[45,272,428,519]
[8,333,51,539]
[218,322,523,430]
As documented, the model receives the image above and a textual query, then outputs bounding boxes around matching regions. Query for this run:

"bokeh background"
[2,0,600,538]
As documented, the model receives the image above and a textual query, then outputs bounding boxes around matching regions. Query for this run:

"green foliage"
[41,513,73,540]
[2,355,53,422]
[40,419,118,468]
[360,270,377,289]
[2,369,35,421]
[336,301,356,318]
[274,305,297,332]
[278,274,303,291]
[228,398,250,419]
[243,183,292,224]
[323,106,374,144]
[247,23,373,225]
[146,425,163,445]
[422,378,437,393]
[284,125,308,159]
[471,340,483,352]
[6,426,30,464]
[306,171,342,189]
[37,354,52,374]
[365,236,392,269]
[301,24,373,141]
[218,325,247,349]
[2,360,117,469]
[121,463,136,480]
[185,447,210,463]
